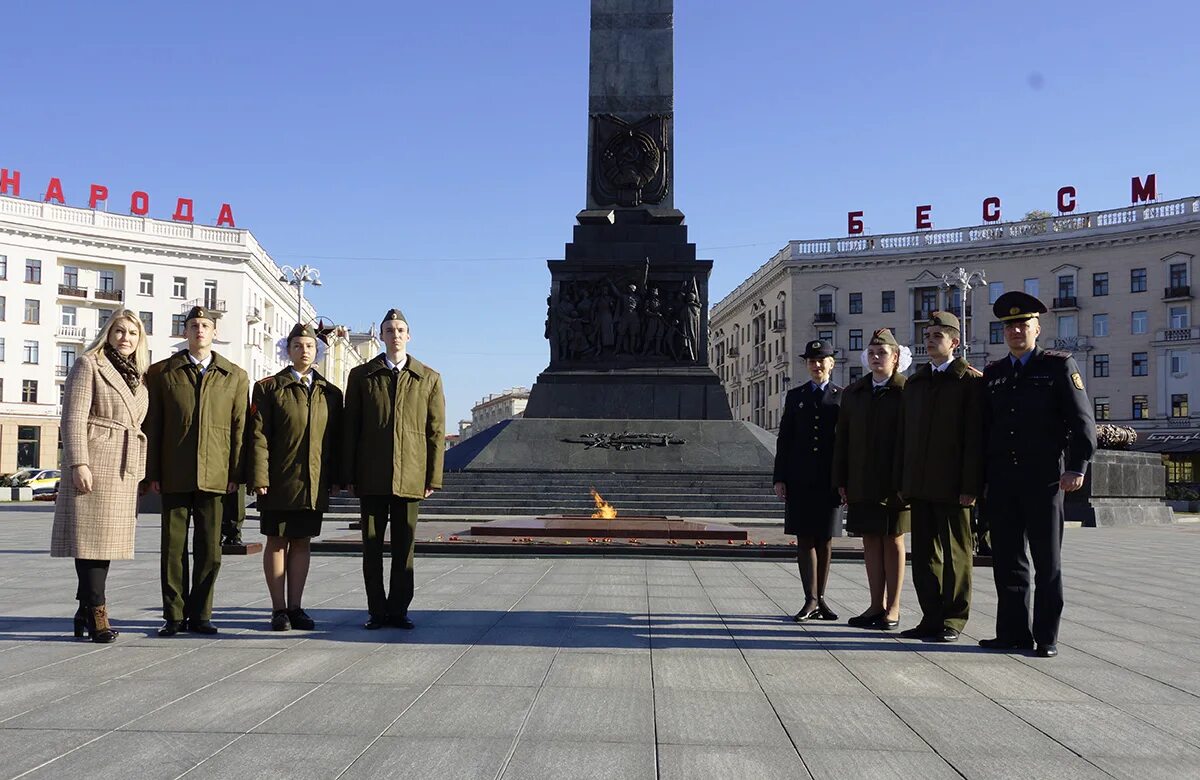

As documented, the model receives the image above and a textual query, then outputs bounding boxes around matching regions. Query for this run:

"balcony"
[1155,327,1200,343]
[728,346,740,358]
[246,306,263,323]
[770,318,786,332]
[57,284,88,298]
[94,288,123,302]
[55,365,70,377]
[1051,296,1079,310]
[1164,285,1192,301]
[181,298,227,315]
[813,312,837,324]
[1052,336,1091,352]
[913,309,933,322]
[56,325,88,342]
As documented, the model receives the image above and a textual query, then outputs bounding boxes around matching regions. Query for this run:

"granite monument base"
[469,516,748,541]
[1065,449,1174,527]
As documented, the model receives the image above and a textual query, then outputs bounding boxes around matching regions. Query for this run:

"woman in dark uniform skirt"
[833,328,910,630]
[774,340,843,622]
[248,323,343,631]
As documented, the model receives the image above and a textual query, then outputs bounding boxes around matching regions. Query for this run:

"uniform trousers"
[160,491,224,623]
[909,500,973,631]
[222,485,246,541]
[986,480,1064,645]
[360,495,420,619]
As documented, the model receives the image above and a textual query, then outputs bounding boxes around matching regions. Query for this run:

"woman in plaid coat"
[50,309,149,643]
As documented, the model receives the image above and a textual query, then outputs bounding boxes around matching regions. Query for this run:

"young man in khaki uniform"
[143,306,249,636]
[343,309,445,630]
[899,311,983,643]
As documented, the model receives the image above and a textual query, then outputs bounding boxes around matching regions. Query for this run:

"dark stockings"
[74,559,111,606]
[796,535,833,611]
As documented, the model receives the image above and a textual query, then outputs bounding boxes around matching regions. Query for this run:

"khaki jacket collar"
[366,352,427,380]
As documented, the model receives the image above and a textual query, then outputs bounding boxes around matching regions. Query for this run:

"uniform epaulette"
[256,376,275,387]
[1042,349,1072,359]
[985,358,1007,368]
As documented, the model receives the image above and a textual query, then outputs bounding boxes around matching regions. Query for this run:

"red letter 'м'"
[1131,174,1157,203]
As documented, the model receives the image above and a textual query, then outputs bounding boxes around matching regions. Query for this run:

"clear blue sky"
[4,1,1198,421]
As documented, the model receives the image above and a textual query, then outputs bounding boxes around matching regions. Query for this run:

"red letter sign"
[44,177,65,204]
[88,184,109,209]
[1131,174,1157,203]
[915,205,932,230]
[172,198,194,222]
[847,211,864,235]
[130,191,150,215]
[0,168,20,196]
[1057,186,1077,213]
[982,196,1001,223]
[216,203,236,227]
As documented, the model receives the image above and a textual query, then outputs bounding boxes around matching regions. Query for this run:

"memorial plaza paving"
[0,505,1198,779]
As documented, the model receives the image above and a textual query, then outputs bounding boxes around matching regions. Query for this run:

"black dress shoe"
[868,615,900,631]
[848,611,886,628]
[1036,644,1058,658]
[792,605,820,623]
[270,610,291,631]
[899,624,939,639]
[364,616,388,630]
[288,608,315,631]
[189,619,218,635]
[390,615,415,630]
[931,627,960,643]
[815,600,839,621]
[979,637,1034,650]
[157,620,186,637]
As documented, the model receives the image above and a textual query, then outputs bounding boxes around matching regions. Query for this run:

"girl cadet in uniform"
[834,328,911,631]
[248,323,343,631]
[50,310,150,642]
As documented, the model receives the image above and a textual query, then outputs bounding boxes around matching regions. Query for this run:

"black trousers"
[359,495,419,619]
[75,559,111,606]
[987,480,1064,645]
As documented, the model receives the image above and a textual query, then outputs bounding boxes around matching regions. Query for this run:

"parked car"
[23,469,61,495]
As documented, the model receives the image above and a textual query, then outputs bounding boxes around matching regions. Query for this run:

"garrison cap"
[184,305,217,324]
[381,308,408,327]
[286,322,324,344]
[993,290,1047,323]
[801,339,836,359]
[927,310,961,331]
[868,328,900,348]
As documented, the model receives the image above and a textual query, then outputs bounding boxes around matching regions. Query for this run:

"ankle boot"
[73,604,87,638]
[87,605,118,644]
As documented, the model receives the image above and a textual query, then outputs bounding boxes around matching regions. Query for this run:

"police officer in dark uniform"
[980,291,1096,658]
[774,340,842,622]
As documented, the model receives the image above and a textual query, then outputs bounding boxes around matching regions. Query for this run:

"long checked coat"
[50,352,149,560]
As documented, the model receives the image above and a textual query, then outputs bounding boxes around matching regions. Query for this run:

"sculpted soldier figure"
[343,308,445,630]
[248,323,343,631]
[143,305,249,636]
[899,312,983,644]
[980,291,1096,658]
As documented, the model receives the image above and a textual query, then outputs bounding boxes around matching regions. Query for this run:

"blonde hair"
[84,309,150,375]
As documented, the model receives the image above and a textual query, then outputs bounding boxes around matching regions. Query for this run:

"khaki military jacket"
[900,358,985,504]
[248,367,343,512]
[143,350,249,494]
[342,353,445,499]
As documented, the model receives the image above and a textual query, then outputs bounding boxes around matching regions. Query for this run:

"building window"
[0,295,5,321]
[1092,314,1108,337]
[1131,310,1148,335]
[98,310,113,330]
[203,280,219,309]
[17,425,40,466]
[0,337,5,362]
[1132,394,1149,419]
[0,255,6,279]
[1131,268,1147,293]
[917,288,938,319]
[24,299,39,324]
[139,273,154,296]
[21,380,38,404]
[848,329,863,350]
[1024,278,1039,297]
[98,270,115,292]
[1092,354,1109,378]
[988,281,1004,304]
[1057,274,1075,299]
[817,293,833,314]
[849,366,863,382]
[1094,397,1111,421]
[848,292,862,314]
[817,329,834,345]
[1092,272,1109,296]
[173,276,187,298]
[23,340,39,364]
[1166,460,1194,483]
[139,311,154,335]
[1132,352,1149,377]
[61,306,77,327]
[1170,306,1189,329]
[171,314,186,336]
[989,321,1003,344]
[1170,262,1188,289]
[62,266,79,288]
[1057,315,1077,339]
[25,258,41,283]
[1172,394,1190,418]
[1170,351,1188,375]
[881,290,895,313]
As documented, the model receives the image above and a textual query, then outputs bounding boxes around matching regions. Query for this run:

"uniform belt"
[88,416,147,479]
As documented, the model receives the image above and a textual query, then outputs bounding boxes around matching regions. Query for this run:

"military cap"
[286,322,324,345]
[868,328,900,347]
[184,305,216,324]
[381,308,408,327]
[993,290,1047,322]
[801,339,836,359]
[927,310,961,331]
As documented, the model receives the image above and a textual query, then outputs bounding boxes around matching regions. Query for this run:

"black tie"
[1011,359,1022,380]
[872,385,886,398]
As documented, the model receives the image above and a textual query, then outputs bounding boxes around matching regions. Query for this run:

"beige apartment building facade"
[709,196,1200,482]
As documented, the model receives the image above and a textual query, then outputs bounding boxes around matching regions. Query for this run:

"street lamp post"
[278,264,322,324]
[940,266,988,362]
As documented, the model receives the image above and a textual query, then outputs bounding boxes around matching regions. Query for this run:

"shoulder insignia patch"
[1042,349,1071,359]
[1071,372,1084,390]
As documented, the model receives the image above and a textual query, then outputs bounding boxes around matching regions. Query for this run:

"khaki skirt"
[845,501,910,536]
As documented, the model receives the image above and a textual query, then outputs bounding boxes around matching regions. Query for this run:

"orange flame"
[590,488,617,519]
